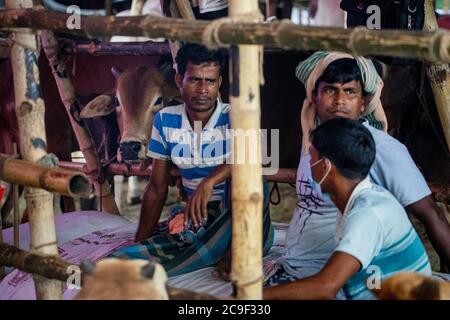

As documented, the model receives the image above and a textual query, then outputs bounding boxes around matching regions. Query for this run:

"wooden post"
[424,0,450,151]
[12,143,19,248]
[0,184,4,279]
[39,30,119,214]
[5,0,61,300]
[130,0,146,16]
[174,0,196,20]
[229,0,264,300]
[126,0,146,42]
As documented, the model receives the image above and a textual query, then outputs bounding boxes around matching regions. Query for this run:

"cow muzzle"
[119,141,146,163]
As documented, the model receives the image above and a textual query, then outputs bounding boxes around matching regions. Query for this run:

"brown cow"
[374,272,450,300]
[75,258,169,300]
[80,64,181,164]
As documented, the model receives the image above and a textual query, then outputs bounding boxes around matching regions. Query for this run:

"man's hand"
[263,252,360,300]
[134,159,169,242]
[406,195,450,272]
[184,177,214,229]
[212,249,232,282]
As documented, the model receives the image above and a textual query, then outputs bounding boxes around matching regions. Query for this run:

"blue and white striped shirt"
[335,177,432,300]
[148,101,231,201]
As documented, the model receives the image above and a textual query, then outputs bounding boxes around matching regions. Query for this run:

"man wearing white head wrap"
[262,51,450,299]
[295,51,387,152]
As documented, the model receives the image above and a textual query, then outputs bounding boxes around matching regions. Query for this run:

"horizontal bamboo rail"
[0,154,92,198]
[0,243,220,299]
[64,40,172,56]
[2,9,450,62]
[0,243,72,282]
[57,161,297,182]
[57,161,450,200]
[62,40,302,56]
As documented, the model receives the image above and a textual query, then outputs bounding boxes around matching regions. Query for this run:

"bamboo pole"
[5,9,450,62]
[63,40,171,56]
[424,0,450,151]
[6,0,61,300]
[0,187,3,279]
[0,243,73,282]
[12,143,19,248]
[167,0,183,67]
[130,0,146,16]
[0,154,92,198]
[228,0,264,300]
[39,30,119,214]
[174,0,196,20]
[57,161,300,184]
[61,40,297,56]
[126,0,146,42]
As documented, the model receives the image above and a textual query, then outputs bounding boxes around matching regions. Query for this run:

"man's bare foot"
[212,251,231,282]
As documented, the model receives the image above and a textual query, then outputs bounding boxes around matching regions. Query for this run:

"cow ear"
[80,260,96,275]
[141,262,156,279]
[111,66,124,79]
[80,95,115,118]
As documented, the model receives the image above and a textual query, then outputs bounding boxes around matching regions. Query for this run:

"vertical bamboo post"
[40,31,119,215]
[0,184,4,279]
[130,0,146,15]
[104,0,112,16]
[174,0,196,20]
[125,0,146,42]
[6,0,61,300]
[424,0,450,151]
[12,143,19,248]
[228,0,264,300]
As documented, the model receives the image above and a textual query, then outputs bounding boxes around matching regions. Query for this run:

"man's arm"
[406,195,450,272]
[135,159,170,242]
[185,164,231,228]
[263,252,361,300]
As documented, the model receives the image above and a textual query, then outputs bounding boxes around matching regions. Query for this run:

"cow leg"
[0,185,26,227]
[114,175,124,209]
[126,176,141,205]
[60,196,75,213]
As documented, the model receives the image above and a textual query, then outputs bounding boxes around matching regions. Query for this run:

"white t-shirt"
[279,121,431,275]
[335,177,431,299]
[310,0,346,27]
[198,0,228,13]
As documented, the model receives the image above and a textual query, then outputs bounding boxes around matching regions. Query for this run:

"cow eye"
[154,96,163,106]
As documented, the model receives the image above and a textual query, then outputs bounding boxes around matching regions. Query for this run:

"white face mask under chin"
[310,158,331,186]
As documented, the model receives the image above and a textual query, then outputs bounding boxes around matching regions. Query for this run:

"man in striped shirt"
[115,43,273,276]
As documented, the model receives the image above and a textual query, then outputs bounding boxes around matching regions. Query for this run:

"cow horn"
[141,262,156,279]
[79,260,96,275]
[111,66,124,78]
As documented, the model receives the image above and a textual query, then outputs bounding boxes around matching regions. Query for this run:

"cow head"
[373,272,450,300]
[75,258,169,300]
[81,63,181,164]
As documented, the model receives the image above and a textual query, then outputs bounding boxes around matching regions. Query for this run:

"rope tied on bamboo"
[346,26,370,57]
[31,241,58,251]
[231,274,264,295]
[201,10,265,85]
[273,19,295,49]
[430,29,450,63]
[8,31,40,54]
[201,10,263,49]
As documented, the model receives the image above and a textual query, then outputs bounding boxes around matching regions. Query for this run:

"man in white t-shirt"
[264,118,431,300]
[263,51,450,296]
